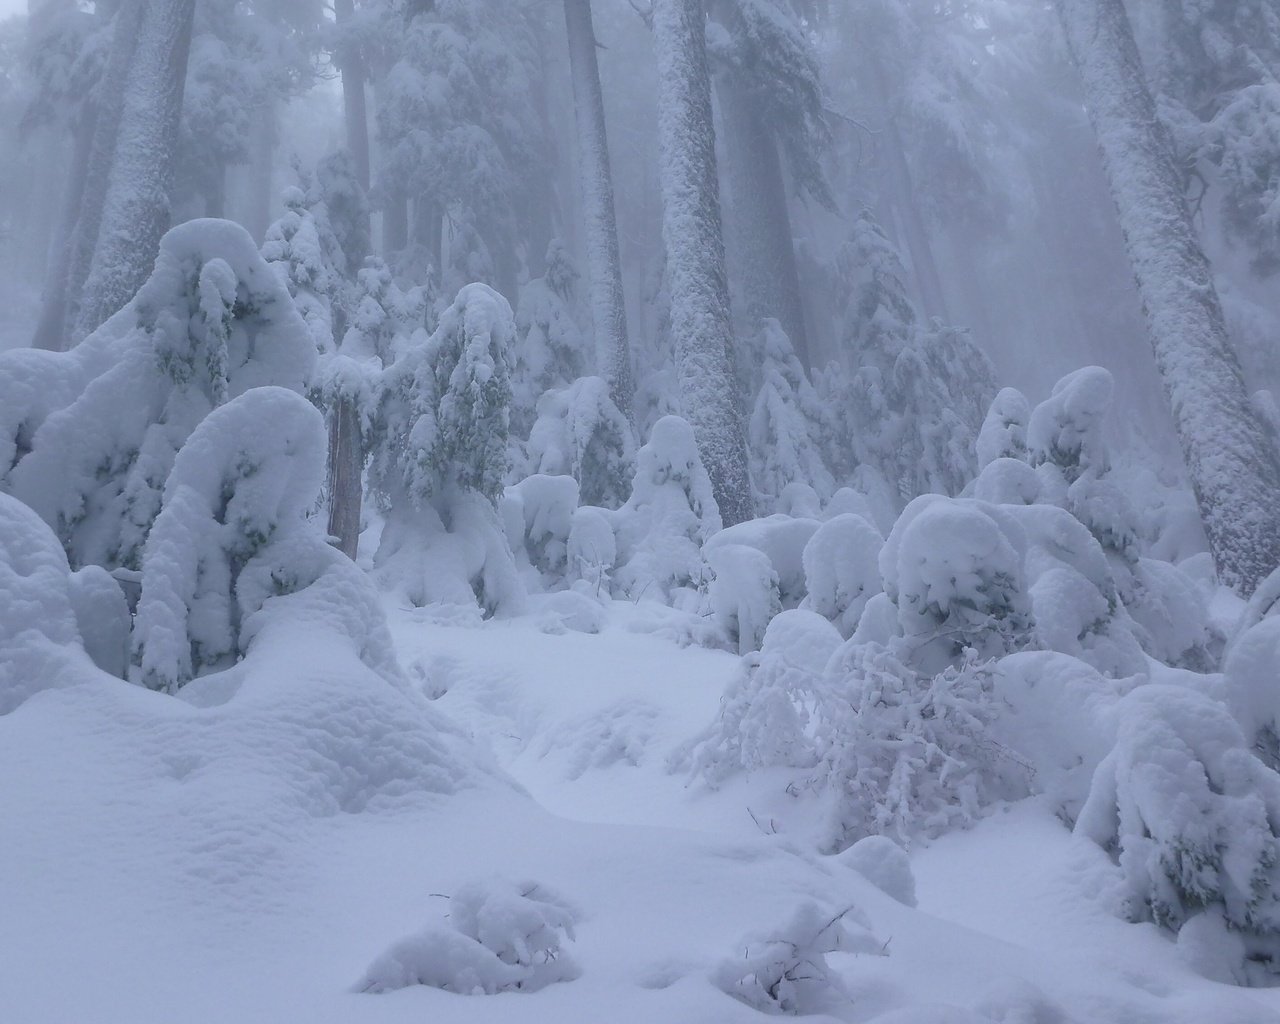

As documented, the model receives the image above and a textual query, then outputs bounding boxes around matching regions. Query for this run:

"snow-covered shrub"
[370,283,525,615]
[882,496,1032,674]
[1026,366,1113,484]
[707,544,782,655]
[991,651,1133,816]
[800,513,884,637]
[678,609,842,784]
[818,642,1026,851]
[612,415,721,601]
[777,482,823,519]
[511,240,589,436]
[0,493,103,714]
[747,319,835,507]
[975,386,1030,470]
[971,456,1040,505]
[262,185,339,357]
[1224,612,1280,764]
[131,387,329,693]
[703,514,819,610]
[357,878,579,995]
[712,902,882,1016]
[566,506,617,598]
[1076,685,1280,981]
[525,376,636,508]
[502,474,579,589]
[67,565,131,679]
[839,836,916,907]
[1,220,315,572]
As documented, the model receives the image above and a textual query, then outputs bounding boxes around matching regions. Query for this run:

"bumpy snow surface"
[3,597,1280,1023]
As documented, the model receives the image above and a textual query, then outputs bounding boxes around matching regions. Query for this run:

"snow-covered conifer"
[526,376,636,509]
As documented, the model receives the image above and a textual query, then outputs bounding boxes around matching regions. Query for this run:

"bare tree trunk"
[76,0,197,338]
[1059,0,1280,594]
[63,0,145,342]
[652,0,753,525]
[31,100,97,351]
[563,0,634,416]
[327,398,364,560]
[716,69,812,367]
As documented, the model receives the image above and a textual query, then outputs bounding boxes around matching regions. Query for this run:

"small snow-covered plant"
[707,543,782,655]
[370,283,525,614]
[800,513,884,637]
[131,387,328,693]
[817,641,1024,852]
[0,492,112,715]
[712,902,883,1016]
[881,496,1033,674]
[511,240,590,436]
[1026,366,1113,485]
[679,609,842,784]
[262,185,339,357]
[1,220,315,572]
[976,386,1031,470]
[525,376,636,509]
[703,515,820,610]
[748,319,834,507]
[566,506,617,597]
[612,415,721,601]
[502,474,579,589]
[357,879,579,996]
[1076,685,1280,981]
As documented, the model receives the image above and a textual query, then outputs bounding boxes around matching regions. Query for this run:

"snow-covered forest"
[5,0,1280,1019]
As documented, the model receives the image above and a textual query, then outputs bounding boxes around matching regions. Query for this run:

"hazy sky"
[0,0,26,21]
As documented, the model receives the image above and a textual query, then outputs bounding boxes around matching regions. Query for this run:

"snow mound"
[839,835,917,907]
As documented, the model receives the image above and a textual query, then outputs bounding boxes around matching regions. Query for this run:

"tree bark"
[327,397,364,560]
[563,0,634,416]
[62,0,146,343]
[334,0,371,195]
[652,0,753,526]
[76,0,197,338]
[1059,0,1280,594]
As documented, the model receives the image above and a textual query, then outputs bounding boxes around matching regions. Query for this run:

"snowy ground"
[3,598,1278,1023]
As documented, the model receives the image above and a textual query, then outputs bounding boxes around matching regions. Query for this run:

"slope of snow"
[2,597,1279,1023]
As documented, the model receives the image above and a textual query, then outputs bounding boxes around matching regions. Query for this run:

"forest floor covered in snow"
[3,593,1279,1024]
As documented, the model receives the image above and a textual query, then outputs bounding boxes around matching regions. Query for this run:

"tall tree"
[563,0,634,418]
[1058,0,1280,594]
[75,0,197,337]
[651,0,753,526]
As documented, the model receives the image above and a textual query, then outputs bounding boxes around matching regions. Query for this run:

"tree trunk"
[204,160,226,218]
[384,190,408,255]
[31,99,97,351]
[245,103,276,243]
[327,397,364,560]
[334,0,371,196]
[866,54,950,324]
[63,0,146,342]
[563,0,634,416]
[716,69,812,368]
[652,0,753,526]
[1058,0,1280,595]
[75,0,197,338]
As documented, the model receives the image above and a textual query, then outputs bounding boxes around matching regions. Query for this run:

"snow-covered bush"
[357,878,579,995]
[882,496,1032,674]
[975,386,1030,469]
[370,283,525,615]
[502,474,579,590]
[712,902,882,1016]
[262,185,339,357]
[0,493,105,714]
[1076,685,1280,982]
[612,415,721,601]
[131,387,330,693]
[800,513,884,637]
[707,543,782,655]
[703,514,819,610]
[1,219,315,572]
[525,376,636,509]
[818,642,1025,851]
[566,506,617,598]
[511,241,589,436]
[1224,609,1280,765]
[679,609,842,784]
[747,319,834,508]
